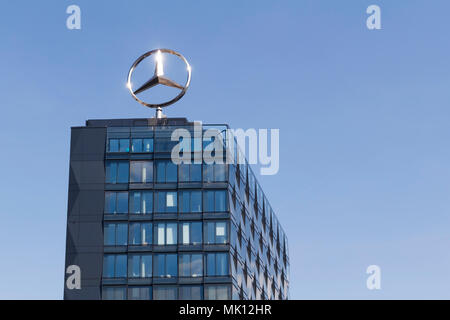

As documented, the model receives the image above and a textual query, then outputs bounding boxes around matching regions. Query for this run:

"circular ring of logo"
[127,48,191,108]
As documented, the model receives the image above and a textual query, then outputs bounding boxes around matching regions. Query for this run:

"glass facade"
[65,118,289,300]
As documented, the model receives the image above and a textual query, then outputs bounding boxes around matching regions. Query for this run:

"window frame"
[179,221,203,245]
[129,191,153,215]
[155,191,178,213]
[204,221,229,245]
[128,254,152,278]
[156,160,178,183]
[104,223,128,246]
[128,222,152,246]
[179,253,203,278]
[104,191,129,215]
[154,222,178,245]
[105,161,129,184]
[130,160,153,184]
[153,254,178,278]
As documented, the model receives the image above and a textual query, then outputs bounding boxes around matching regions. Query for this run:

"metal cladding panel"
[64,127,106,300]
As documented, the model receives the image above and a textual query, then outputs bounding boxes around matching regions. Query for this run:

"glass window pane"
[143,161,153,183]
[142,191,153,214]
[191,164,202,182]
[117,162,129,183]
[105,162,117,183]
[181,192,190,213]
[116,192,128,214]
[116,224,128,245]
[132,139,143,153]
[182,223,190,245]
[157,224,165,245]
[166,254,177,277]
[156,162,165,183]
[216,253,228,276]
[166,192,177,213]
[154,286,176,300]
[204,164,214,182]
[166,223,177,245]
[216,285,230,300]
[154,255,165,277]
[119,139,129,152]
[129,255,140,278]
[191,286,202,300]
[116,255,127,278]
[166,162,177,182]
[191,254,203,277]
[156,192,165,212]
[108,139,119,153]
[104,224,115,246]
[191,191,202,212]
[142,255,152,277]
[205,286,216,300]
[179,254,189,277]
[205,191,214,212]
[215,164,226,181]
[130,192,141,214]
[179,164,189,182]
[128,286,152,300]
[215,191,226,212]
[130,162,142,183]
[129,223,141,245]
[142,223,152,245]
[143,139,153,152]
[216,222,226,244]
[103,287,126,300]
[103,255,114,278]
[104,192,116,214]
[206,222,215,244]
[207,254,215,276]
[191,222,202,244]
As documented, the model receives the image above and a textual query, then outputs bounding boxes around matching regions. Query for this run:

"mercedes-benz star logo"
[127,49,192,117]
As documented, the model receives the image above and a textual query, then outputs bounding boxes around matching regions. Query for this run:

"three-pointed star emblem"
[133,50,185,95]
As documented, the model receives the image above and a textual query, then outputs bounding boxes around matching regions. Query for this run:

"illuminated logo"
[127,49,192,117]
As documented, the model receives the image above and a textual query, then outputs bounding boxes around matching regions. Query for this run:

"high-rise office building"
[64,117,289,300]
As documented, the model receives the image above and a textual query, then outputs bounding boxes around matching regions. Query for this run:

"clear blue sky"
[1,0,450,299]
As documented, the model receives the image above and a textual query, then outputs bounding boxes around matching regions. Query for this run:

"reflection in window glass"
[204,190,227,212]
[179,164,202,182]
[155,223,177,245]
[130,161,153,183]
[179,285,203,300]
[129,191,153,215]
[102,287,126,300]
[108,139,119,153]
[103,255,127,278]
[131,138,154,153]
[104,223,127,246]
[105,161,129,184]
[205,221,228,244]
[105,192,128,214]
[128,254,152,278]
[119,139,129,152]
[153,254,177,278]
[179,191,202,213]
[128,287,152,300]
[204,164,226,182]
[206,253,229,276]
[179,254,203,277]
[129,222,152,245]
[180,222,202,245]
[156,161,177,183]
[205,285,230,300]
[156,192,177,213]
[153,286,177,300]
